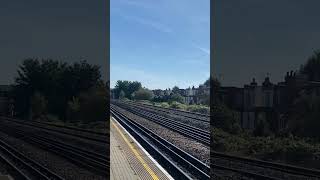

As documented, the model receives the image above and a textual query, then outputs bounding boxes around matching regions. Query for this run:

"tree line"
[112,79,210,106]
[12,59,107,123]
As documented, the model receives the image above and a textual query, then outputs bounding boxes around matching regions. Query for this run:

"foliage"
[253,118,272,137]
[213,104,241,134]
[213,128,320,163]
[186,104,210,114]
[114,80,142,99]
[282,50,320,139]
[13,58,103,121]
[30,91,47,119]
[204,78,210,87]
[14,59,66,119]
[197,93,210,106]
[77,84,107,122]
[132,88,154,100]
[168,93,184,104]
[300,50,320,81]
[286,94,320,138]
[66,97,80,122]
[169,101,187,110]
[172,86,180,94]
[160,102,170,108]
[119,90,126,99]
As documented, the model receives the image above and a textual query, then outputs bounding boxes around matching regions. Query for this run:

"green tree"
[168,93,184,104]
[30,91,47,120]
[172,86,180,94]
[14,59,66,119]
[132,88,154,100]
[213,104,241,134]
[66,97,80,122]
[284,50,320,138]
[286,94,320,138]
[300,50,320,81]
[204,78,210,87]
[119,90,126,99]
[114,80,142,99]
[77,84,108,122]
[13,59,103,121]
[60,60,102,100]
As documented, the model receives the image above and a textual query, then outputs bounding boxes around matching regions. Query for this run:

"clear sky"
[110,0,210,90]
[214,0,320,87]
[0,0,107,85]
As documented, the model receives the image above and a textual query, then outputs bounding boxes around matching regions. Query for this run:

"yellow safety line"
[111,119,160,180]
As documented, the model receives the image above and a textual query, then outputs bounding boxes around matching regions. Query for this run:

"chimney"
[250,78,257,86]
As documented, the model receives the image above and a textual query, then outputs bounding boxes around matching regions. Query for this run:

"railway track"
[212,151,320,180]
[0,121,109,177]
[110,105,285,180]
[112,101,320,179]
[0,139,64,180]
[115,100,210,123]
[111,103,210,145]
[111,106,210,180]
[0,117,107,144]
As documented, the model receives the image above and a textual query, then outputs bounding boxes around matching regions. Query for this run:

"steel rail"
[111,106,210,180]
[117,100,210,122]
[111,103,210,145]
[0,117,107,143]
[0,139,64,180]
[212,151,320,179]
[0,123,109,176]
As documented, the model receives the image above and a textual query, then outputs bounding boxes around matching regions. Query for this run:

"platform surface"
[110,117,172,180]
[0,175,14,180]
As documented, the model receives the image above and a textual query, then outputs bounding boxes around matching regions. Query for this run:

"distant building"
[112,83,210,105]
[217,71,320,132]
[242,77,276,130]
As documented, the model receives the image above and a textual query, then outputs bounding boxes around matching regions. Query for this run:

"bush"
[77,85,107,122]
[31,92,47,120]
[160,102,170,108]
[213,104,241,134]
[168,93,184,104]
[132,88,154,100]
[169,101,187,110]
[186,105,210,114]
[213,127,320,163]
[66,97,80,122]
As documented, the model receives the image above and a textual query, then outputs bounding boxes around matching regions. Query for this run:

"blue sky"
[110,0,210,89]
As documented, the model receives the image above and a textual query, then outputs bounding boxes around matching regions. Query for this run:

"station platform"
[110,117,173,180]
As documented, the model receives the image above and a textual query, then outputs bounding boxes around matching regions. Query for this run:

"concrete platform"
[110,117,173,180]
[0,175,13,180]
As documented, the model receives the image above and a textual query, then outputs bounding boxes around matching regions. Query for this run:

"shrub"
[186,104,210,114]
[77,85,107,122]
[132,88,154,100]
[160,102,170,108]
[169,101,187,110]
[31,92,47,120]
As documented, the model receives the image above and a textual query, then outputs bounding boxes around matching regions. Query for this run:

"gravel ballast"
[0,125,107,180]
[113,105,210,165]
[115,101,210,131]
